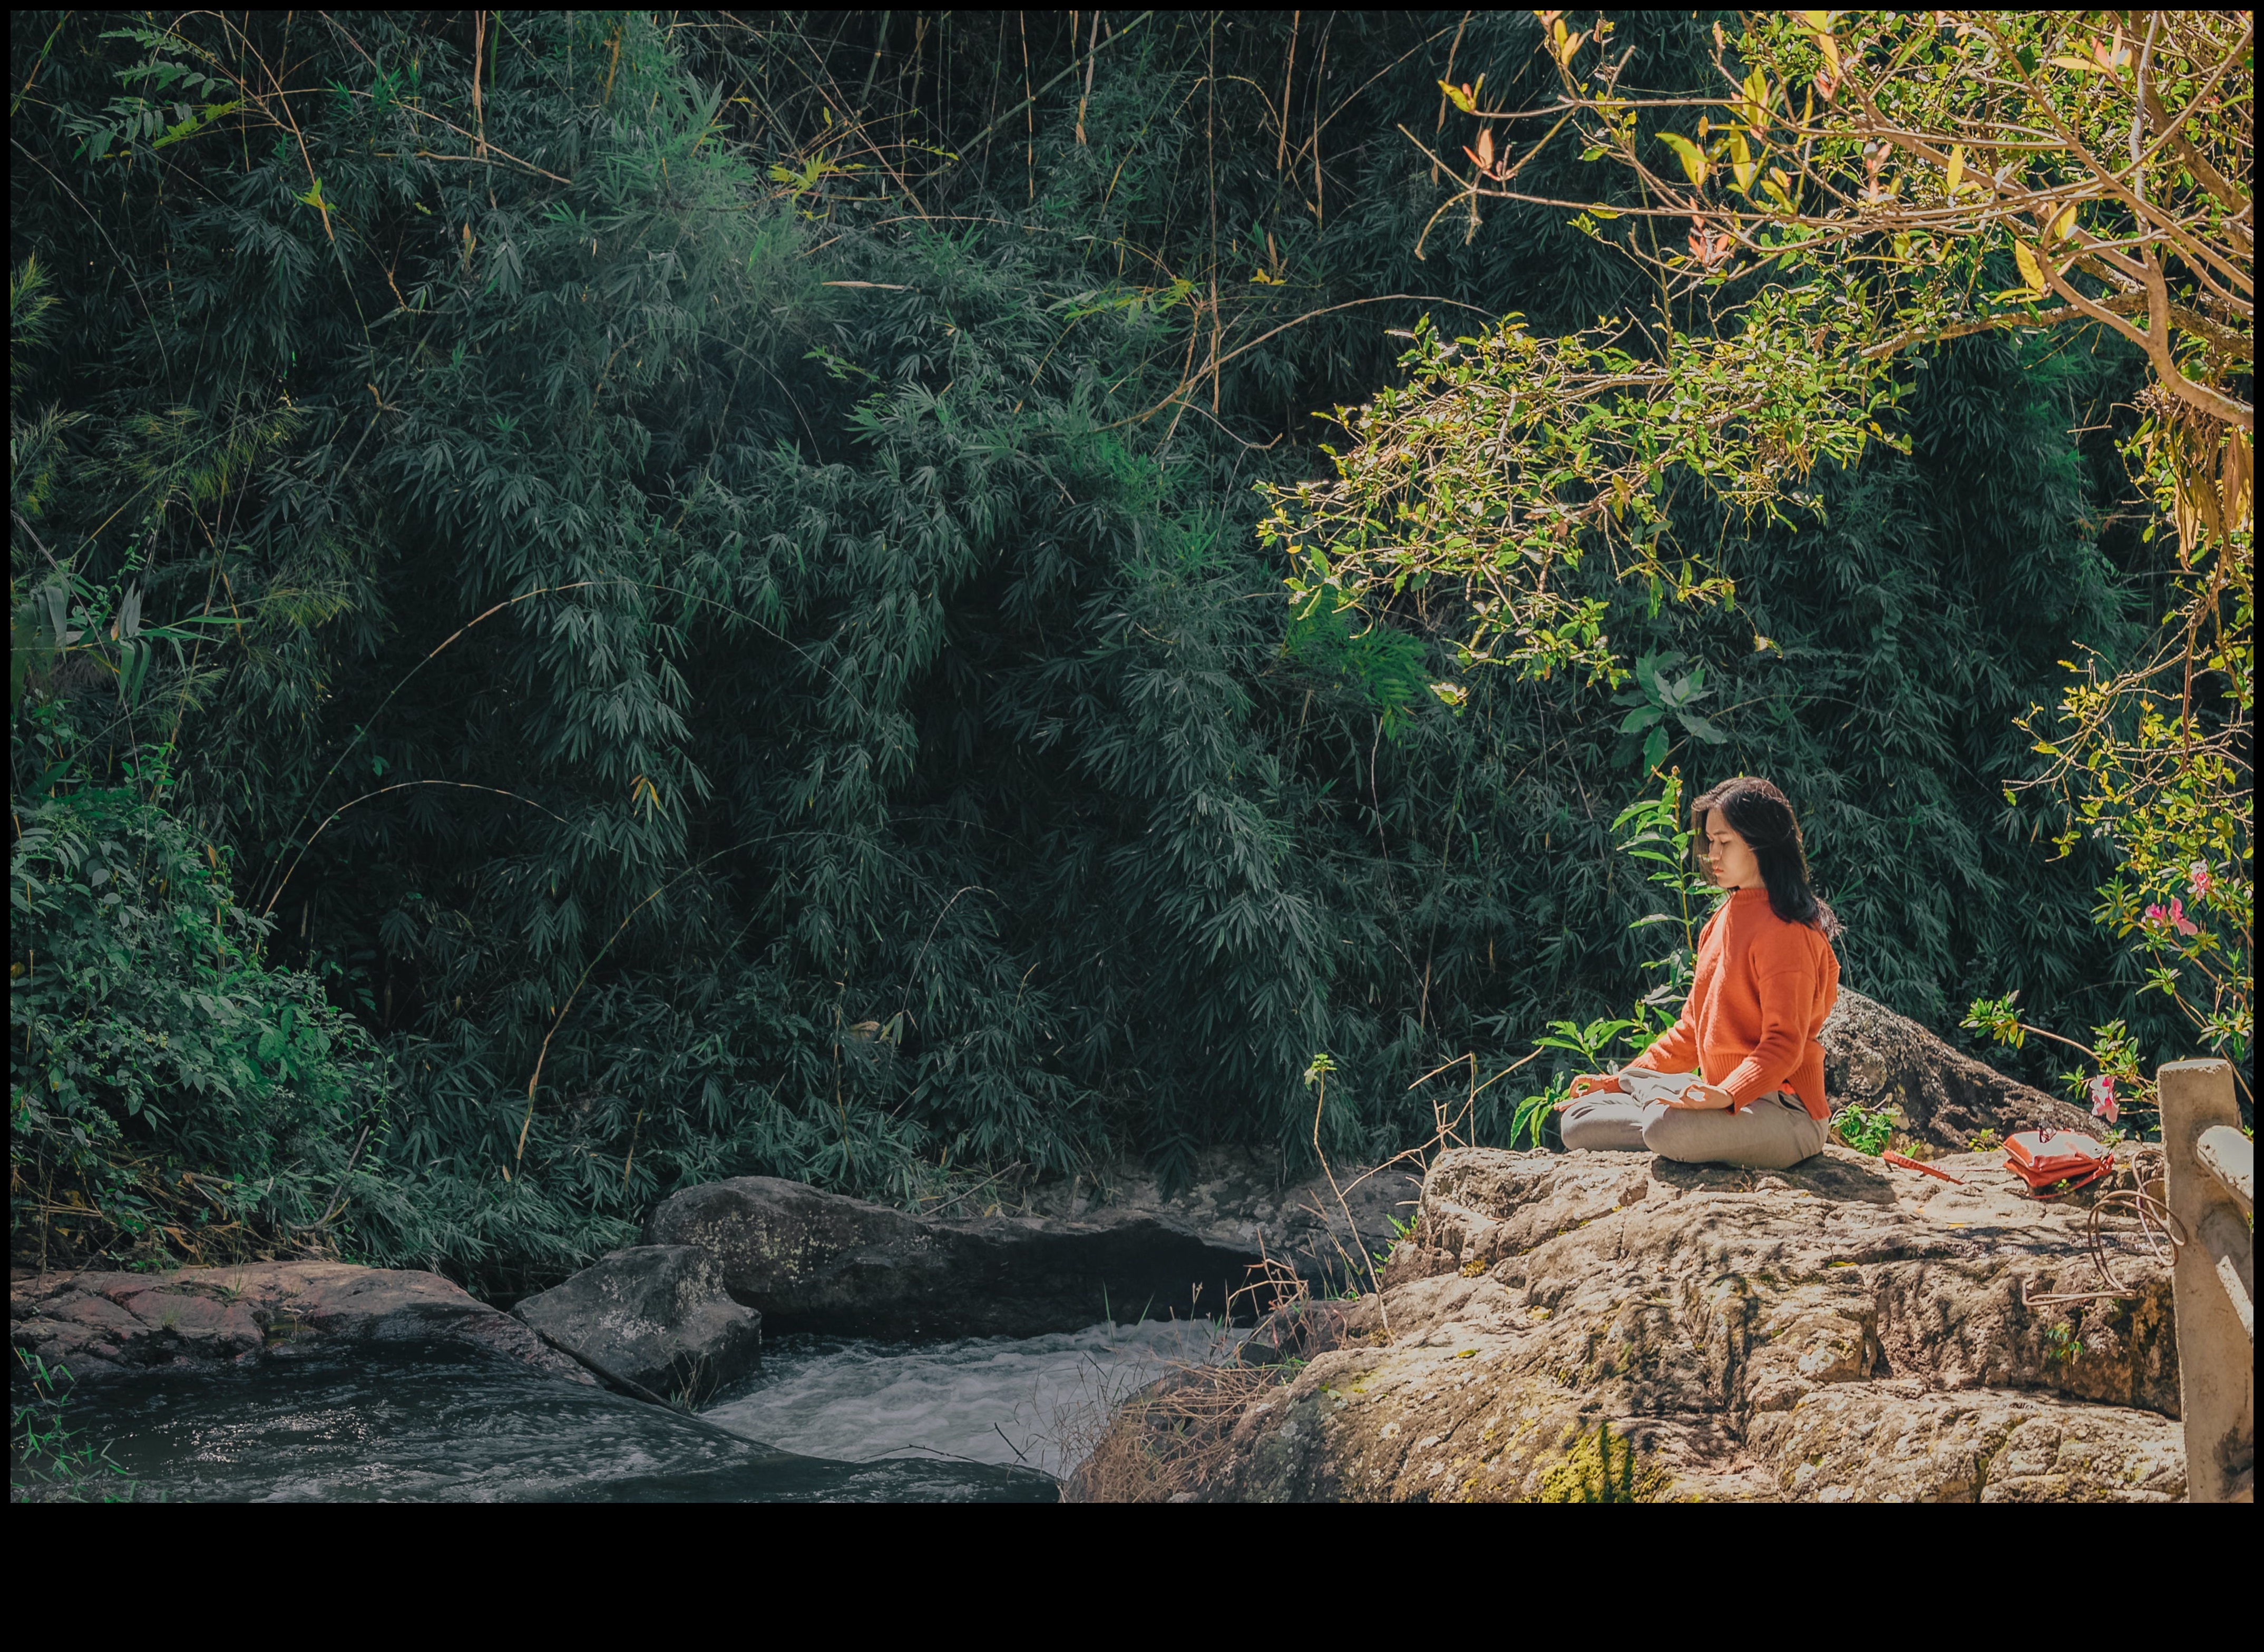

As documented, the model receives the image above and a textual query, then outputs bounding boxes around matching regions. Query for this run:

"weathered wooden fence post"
[2159,1057,2253,1503]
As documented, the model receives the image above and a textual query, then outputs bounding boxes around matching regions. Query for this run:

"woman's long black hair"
[1693,776,1843,940]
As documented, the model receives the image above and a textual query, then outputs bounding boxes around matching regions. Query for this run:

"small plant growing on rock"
[1832,1103,1895,1157]
[1511,1070,1575,1150]
[2044,1322,2084,1366]
[1374,1212,1418,1272]
[1512,1019,1644,1148]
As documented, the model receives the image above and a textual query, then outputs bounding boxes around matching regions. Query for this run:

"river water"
[55,1317,1241,1502]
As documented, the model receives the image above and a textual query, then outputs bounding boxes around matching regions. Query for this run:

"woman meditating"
[1558,776,1841,1170]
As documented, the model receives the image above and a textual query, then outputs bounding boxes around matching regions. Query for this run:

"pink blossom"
[2143,897,2200,938]
[2089,1074,2119,1126]
[2188,862,2216,898]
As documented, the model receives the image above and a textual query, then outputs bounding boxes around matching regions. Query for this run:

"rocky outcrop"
[1072,1143,2187,1502]
[513,1245,760,1404]
[1822,989,2095,1154]
[9,1262,589,1384]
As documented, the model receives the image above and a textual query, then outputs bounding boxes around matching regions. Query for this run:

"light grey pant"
[1559,1069,1831,1171]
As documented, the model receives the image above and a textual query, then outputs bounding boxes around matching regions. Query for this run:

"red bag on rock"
[2003,1129,2113,1195]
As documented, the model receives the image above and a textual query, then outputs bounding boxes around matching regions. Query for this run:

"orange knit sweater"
[1607,885,1840,1118]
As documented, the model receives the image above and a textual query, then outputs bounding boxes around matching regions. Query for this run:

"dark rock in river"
[630,1147,1428,1343]
[643,1177,1290,1338]
[513,1244,760,1404]
[9,1262,588,1384]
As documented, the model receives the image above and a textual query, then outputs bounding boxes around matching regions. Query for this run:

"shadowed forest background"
[11,11,2185,1294]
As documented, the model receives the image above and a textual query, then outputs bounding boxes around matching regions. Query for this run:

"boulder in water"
[643,1176,1287,1338]
[512,1244,760,1404]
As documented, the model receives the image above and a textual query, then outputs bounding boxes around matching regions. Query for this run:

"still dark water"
[59,1319,1240,1502]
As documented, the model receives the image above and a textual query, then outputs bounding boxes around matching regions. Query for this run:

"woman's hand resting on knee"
[1557,1073,1617,1110]
[1666,1081,1734,1110]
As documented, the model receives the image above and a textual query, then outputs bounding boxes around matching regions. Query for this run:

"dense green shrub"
[10,786,413,1266]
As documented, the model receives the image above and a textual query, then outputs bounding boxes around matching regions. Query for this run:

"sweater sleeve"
[1716,950,1820,1107]
[1625,1006,1700,1078]
[1623,911,1717,1079]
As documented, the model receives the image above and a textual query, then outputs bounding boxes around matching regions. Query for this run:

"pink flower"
[2188,862,2216,898]
[2143,897,2200,937]
[2089,1074,2119,1126]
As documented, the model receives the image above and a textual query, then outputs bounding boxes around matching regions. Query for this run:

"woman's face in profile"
[1700,811,1762,889]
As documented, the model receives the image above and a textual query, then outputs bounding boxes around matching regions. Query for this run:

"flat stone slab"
[11,1262,589,1384]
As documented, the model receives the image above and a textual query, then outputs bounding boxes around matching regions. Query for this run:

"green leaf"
[1657,131,1709,190]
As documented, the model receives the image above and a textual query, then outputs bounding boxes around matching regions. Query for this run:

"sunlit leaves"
[1261,285,1900,685]
[1656,131,1707,190]
[2010,239,2047,295]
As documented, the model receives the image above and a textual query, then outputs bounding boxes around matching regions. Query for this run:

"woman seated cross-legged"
[1558,776,1841,1172]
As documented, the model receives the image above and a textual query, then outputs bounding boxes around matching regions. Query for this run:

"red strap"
[1882,1150,1964,1185]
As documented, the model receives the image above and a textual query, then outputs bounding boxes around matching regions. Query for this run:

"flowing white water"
[704,1318,1246,1478]
[64,1341,1061,1502]
[49,1319,1245,1500]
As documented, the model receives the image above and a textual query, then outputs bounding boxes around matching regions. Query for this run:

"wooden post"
[2159,1058,2253,1503]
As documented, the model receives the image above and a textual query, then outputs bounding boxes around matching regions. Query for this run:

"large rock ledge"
[9,1262,590,1385]
[1070,1143,2185,1503]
